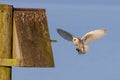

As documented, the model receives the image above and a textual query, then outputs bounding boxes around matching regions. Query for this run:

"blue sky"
[1,0,120,80]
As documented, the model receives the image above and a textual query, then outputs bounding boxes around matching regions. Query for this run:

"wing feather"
[81,29,107,44]
[57,29,74,41]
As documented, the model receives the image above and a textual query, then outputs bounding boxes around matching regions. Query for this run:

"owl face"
[72,37,80,46]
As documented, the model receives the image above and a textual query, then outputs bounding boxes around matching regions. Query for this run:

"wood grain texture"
[0,59,19,66]
[0,4,12,80]
[13,8,54,67]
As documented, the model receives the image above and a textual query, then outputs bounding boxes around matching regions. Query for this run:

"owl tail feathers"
[84,45,89,53]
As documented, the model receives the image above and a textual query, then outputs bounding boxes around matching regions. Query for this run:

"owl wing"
[57,28,74,41]
[81,29,107,44]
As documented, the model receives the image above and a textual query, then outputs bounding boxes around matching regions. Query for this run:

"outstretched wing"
[81,29,107,44]
[57,28,74,41]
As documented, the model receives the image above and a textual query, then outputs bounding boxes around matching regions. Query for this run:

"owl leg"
[76,48,79,52]
[76,48,82,54]
[76,48,86,54]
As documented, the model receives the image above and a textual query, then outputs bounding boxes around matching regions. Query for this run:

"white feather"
[81,29,107,44]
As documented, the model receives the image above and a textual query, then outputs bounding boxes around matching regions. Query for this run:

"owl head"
[72,37,80,46]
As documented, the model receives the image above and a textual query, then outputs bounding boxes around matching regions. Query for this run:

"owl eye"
[73,39,76,41]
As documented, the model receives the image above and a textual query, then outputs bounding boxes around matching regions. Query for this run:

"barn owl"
[57,28,107,54]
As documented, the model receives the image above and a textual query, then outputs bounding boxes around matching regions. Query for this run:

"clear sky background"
[1,0,120,80]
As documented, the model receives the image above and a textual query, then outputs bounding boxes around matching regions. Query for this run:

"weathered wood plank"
[0,4,13,80]
[0,59,19,66]
[13,8,54,67]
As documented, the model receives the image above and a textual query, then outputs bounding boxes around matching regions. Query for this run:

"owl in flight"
[57,28,107,54]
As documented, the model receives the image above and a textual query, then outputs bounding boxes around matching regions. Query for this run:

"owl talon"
[76,48,86,54]
[76,48,79,52]
[76,48,81,54]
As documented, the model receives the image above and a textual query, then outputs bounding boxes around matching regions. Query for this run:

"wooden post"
[0,4,13,80]
[0,4,55,79]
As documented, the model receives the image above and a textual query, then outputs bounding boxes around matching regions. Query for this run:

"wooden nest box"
[13,8,54,67]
